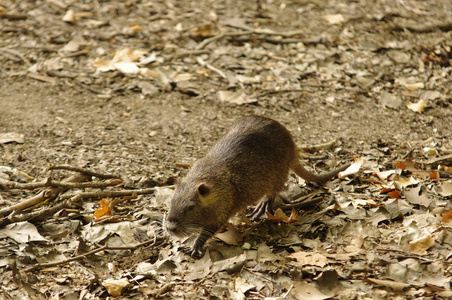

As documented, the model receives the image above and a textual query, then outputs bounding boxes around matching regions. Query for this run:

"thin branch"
[24,238,163,272]
[0,47,31,65]
[0,200,71,228]
[0,178,122,190]
[196,28,305,50]
[397,0,434,15]
[59,186,173,200]
[0,174,91,217]
[24,245,108,272]
[48,165,121,179]
[425,154,452,165]
[299,139,338,153]
[196,56,227,79]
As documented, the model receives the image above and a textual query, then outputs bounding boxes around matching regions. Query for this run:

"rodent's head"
[165,178,224,237]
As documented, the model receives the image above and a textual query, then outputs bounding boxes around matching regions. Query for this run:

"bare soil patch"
[1,0,452,299]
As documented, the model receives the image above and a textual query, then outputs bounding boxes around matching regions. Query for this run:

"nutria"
[165,116,349,257]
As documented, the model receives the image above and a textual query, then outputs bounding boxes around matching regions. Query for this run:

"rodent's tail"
[291,160,350,184]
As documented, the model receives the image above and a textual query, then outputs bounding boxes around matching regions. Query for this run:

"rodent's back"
[197,116,297,208]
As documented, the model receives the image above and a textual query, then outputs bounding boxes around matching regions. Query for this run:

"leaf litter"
[1,0,452,299]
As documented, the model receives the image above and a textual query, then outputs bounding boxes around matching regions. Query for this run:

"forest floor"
[1,0,452,299]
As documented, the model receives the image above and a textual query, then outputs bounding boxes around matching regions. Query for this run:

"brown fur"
[165,116,349,257]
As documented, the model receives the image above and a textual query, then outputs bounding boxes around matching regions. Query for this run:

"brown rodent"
[165,116,349,257]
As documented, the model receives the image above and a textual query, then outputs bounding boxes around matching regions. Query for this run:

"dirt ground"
[1,0,452,299]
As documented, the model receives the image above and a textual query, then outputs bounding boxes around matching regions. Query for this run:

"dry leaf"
[94,198,111,219]
[403,186,432,207]
[338,157,363,178]
[288,251,328,267]
[94,48,148,73]
[287,282,330,300]
[102,278,129,296]
[380,92,402,108]
[217,90,257,105]
[396,161,406,169]
[62,9,76,23]
[423,147,438,156]
[266,208,300,223]
[216,226,242,245]
[406,99,427,113]
[323,14,345,24]
[388,190,400,199]
[442,210,452,227]
[440,182,452,196]
[365,278,410,291]
[375,170,396,181]
[404,82,424,91]
[235,277,255,294]
[429,172,439,179]
[409,235,434,254]
[1,221,48,243]
[393,175,419,189]
[438,165,452,173]
[190,23,214,39]
[130,24,142,31]
[0,132,25,144]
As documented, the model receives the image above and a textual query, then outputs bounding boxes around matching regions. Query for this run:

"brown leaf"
[288,251,328,267]
[216,226,242,245]
[396,161,406,169]
[266,208,300,223]
[387,190,400,199]
[441,210,452,227]
[364,278,410,291]
[94,198,111,219]
[409,235,435,254]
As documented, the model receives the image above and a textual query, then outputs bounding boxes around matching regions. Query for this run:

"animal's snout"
[166,214,177,223]
[165,220,177,232]
[165,214,180,235]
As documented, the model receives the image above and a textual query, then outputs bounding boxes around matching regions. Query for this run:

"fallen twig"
[59,186,173,200]
[299,139,339,153]
[0,174,90,217]
[0,47,31,65]
[48,165,121,179]
[196,56,227,79]
[24,238,164,272]
[0,13,28,20]
[0,200,71,228]
[26,73,57,84]
[196,28,305,50]
[0,178,122,190]
[174,49,210,59]
[397,0,434,15]
[425,154,452,165]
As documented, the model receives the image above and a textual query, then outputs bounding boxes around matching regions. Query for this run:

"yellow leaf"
[406,99,427,113]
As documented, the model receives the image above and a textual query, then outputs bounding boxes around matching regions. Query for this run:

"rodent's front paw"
[179,246,204,258]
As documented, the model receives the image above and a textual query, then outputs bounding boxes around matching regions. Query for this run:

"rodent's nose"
[167,215,177,223]
[165,219,178,233]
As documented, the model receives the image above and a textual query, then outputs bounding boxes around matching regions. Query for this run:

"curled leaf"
[94,198,111,220]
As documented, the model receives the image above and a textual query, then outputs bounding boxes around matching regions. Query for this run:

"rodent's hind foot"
[247,195,275,221]
[179,245,204,258]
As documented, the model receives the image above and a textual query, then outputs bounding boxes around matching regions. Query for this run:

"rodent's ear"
[197,183,210,197]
